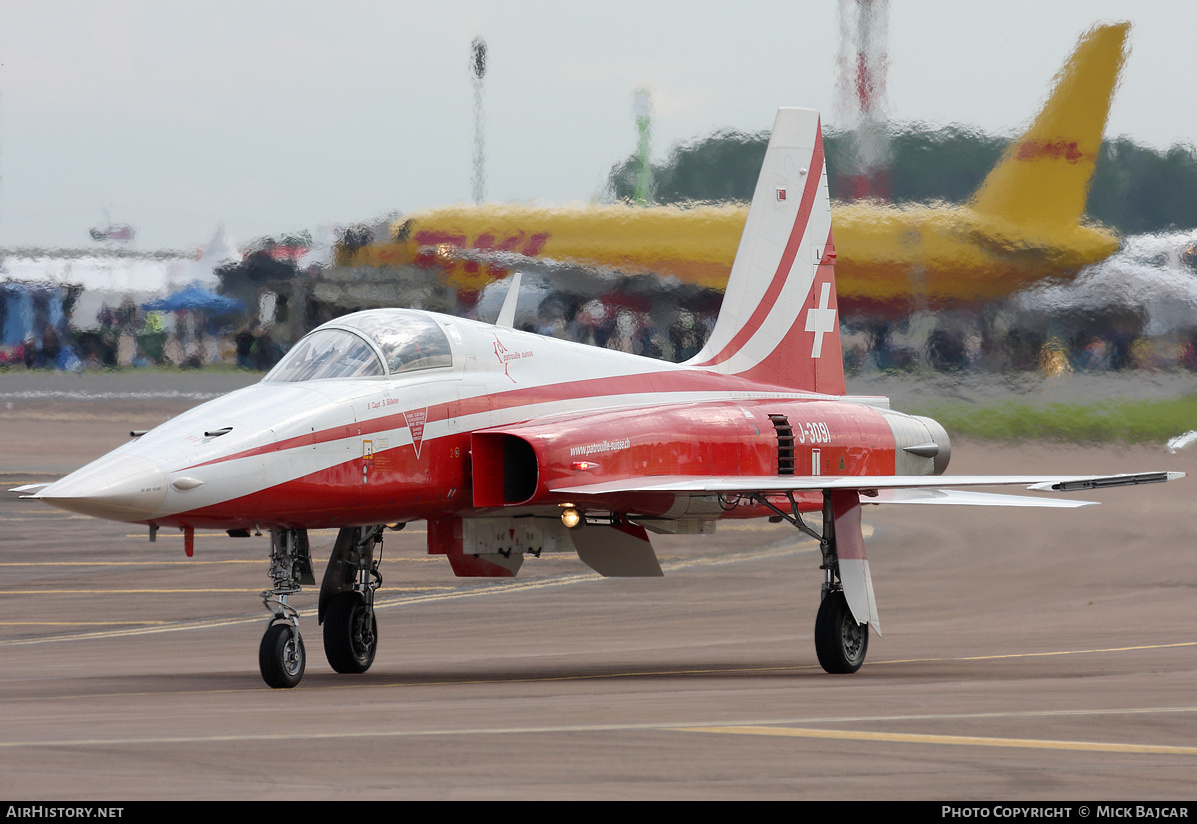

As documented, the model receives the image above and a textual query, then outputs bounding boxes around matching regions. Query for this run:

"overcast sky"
[0,0,1193,251]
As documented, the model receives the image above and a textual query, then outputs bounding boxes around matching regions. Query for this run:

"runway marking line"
[0,558,445,567]
[0,621,170,627]
[1,708,1197,751]
[0,588,260,595]
[675,725,1197,756]
[1,514,95,521]
[0,560,261,567]
[872,641,1197,664]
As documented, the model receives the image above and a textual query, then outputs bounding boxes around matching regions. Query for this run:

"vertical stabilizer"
[969,22,1130,228]
[686,108,844,394]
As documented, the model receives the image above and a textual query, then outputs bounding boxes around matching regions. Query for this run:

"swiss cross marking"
[804,281,836,358]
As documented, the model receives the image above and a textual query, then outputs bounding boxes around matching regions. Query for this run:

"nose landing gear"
[259,529,315,689]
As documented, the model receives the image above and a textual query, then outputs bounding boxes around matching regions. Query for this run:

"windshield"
[263,309,453,383]
[264,329,384,382]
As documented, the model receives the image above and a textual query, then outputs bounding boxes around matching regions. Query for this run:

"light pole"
[471,37,487,205]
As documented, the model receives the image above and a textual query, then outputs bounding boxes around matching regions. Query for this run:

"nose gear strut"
[259,529,316,688]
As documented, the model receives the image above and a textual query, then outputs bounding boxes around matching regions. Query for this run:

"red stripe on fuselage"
[179,366,827,474]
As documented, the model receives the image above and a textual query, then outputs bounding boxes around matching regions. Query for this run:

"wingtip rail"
[1032,471,1184,492]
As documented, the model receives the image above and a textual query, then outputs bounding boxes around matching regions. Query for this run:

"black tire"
[814,590,868,674]
[259,623,305,688]
[323,591,378,674]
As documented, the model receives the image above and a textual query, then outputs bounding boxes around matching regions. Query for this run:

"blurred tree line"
[607,126,1197,234]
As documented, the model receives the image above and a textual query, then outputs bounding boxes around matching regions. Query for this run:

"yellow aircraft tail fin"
[969,22,1130,228]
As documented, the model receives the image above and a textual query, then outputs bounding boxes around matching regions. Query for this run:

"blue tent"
[1,282,69,346]
[142,282,244,315]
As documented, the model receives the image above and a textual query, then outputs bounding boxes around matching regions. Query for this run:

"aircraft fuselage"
[35,310,939,533]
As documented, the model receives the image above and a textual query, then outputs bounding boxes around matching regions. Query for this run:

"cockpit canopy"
[264,309,454,383]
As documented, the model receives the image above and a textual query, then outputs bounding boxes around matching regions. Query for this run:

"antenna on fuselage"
[495,272,522,328]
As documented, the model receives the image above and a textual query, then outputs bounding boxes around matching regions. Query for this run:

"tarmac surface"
[0,371,1195,800]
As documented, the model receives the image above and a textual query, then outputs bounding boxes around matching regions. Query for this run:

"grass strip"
[910,394,1197,444]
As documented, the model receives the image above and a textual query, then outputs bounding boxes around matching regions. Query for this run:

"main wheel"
[260,623,306,688]
[323,591,378,674]
[814,590,868,674]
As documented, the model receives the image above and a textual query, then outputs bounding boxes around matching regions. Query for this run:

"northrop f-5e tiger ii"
[14,108,1182,688]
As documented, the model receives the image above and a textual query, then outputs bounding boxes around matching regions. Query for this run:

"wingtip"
[9,483,51,495]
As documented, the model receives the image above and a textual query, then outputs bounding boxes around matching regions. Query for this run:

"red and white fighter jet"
[18,109,1182,687]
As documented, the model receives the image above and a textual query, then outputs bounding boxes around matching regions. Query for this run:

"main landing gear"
[812,493,868,674]
[259,525,384,688]
[318,526,383,675]
[750,490,870,674]
[814,589,867,674]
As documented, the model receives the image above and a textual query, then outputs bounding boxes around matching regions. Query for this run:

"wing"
[552,471,1183,507]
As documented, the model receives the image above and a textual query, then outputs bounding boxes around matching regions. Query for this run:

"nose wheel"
[259,622,306,688]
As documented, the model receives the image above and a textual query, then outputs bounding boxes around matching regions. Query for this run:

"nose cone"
[37,454,167,522]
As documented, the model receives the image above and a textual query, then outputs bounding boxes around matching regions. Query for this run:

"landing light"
[560,506,581,529]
